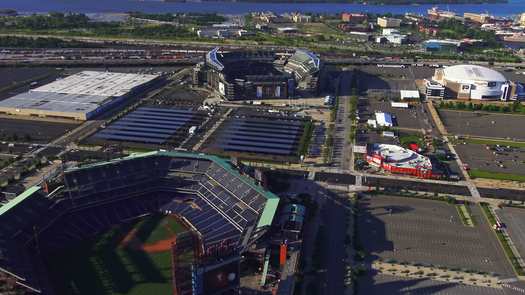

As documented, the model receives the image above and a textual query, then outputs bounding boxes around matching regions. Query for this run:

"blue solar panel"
[221,129,300,140]
[227,124,301,136]
[220,134,298,145]
[217,139,294,150]
[98,129,171,139]
[138,107,195,114]
[132,110,196,119]
[111,122,181,131]
[126,114,193,122]
[94,133,165,144]
[120,117,190,126]
[93,107,202,144]
[105,125,176,135]
[241,119,304,128]
[217,144,293,155]
[238,122,303,131]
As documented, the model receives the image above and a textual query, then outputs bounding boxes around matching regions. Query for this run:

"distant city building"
[338,23,372,33]
[431,64,523,100]
[291,12,312,23]
[276,27,299,35]
[464,12,493,24]
[418,24,439,36]
[197,28,253,39]
[520,13,525,27]
[377,28,407,45]
[427,7,456,21]
[0,71,160,120]
[423,39,462,53]
[377,17,402,28]
[341,12,367,24]
[382,28,399,35]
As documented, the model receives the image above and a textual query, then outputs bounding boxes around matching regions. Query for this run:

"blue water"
[1,0,524,16]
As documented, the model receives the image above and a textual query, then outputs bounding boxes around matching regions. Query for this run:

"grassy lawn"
[464,138,525,148]
[399,134,424,147]
[469,169,525,182]
[456,204,475,227]
[46,214,187,295]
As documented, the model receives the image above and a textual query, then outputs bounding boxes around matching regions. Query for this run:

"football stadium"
[0,151,279,295]
[193,48,321,100]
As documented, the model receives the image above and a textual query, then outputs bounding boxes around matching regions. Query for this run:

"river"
[1,0,525,16]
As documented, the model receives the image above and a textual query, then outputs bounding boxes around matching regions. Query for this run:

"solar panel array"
[94,107,198,144]
[215,118,304,156]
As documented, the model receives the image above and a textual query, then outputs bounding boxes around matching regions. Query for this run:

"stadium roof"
[67,151,280,229]
[206,47,224,71]
[0,186,40,216]
[443,65,506,83]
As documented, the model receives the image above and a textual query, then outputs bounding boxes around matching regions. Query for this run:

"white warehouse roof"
[442,65,506,83]
[0,71,160,120]
[400,90,420,100]
[33,71,159,97]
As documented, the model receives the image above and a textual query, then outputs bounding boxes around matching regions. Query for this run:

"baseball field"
[46,214,188,295]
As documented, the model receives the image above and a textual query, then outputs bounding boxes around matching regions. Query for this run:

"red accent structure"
[279,243,287,267]
[366,153,439,179]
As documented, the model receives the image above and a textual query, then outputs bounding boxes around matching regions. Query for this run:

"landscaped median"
[469,169,525,183]
[463,138,525,149]
[480,202,525,276]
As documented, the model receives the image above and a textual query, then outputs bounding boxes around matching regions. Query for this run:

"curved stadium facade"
[193,47,321,100]
[0,151,279,294]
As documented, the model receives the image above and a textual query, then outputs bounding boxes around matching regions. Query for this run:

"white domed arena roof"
[443,65,506,83]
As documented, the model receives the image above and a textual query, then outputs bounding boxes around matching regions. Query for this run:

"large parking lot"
[454,143,525,175]
[358,273,506,295]
[358,194,513,276]
[0,117,78,144]
[440,110,525,140]
[352,65,420,93]
[366,99,434,131]
[496,207,525,261]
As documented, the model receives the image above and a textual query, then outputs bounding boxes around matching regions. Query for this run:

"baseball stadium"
[192,47,321,100]
[0,151,279,295]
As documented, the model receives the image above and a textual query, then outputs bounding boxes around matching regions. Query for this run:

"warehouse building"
[0,71,160,121]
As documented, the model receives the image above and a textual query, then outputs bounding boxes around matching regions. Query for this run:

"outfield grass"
[464,138,525,148]
[46,214,186,295]
[469,169,525,182]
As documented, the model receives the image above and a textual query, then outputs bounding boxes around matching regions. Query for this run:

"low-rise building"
[423,39,462,53]
[341,12,367,23]
[377,17,402,28]
[425,80,445,99]
[464,12,493,24]
[375,112,393,127]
